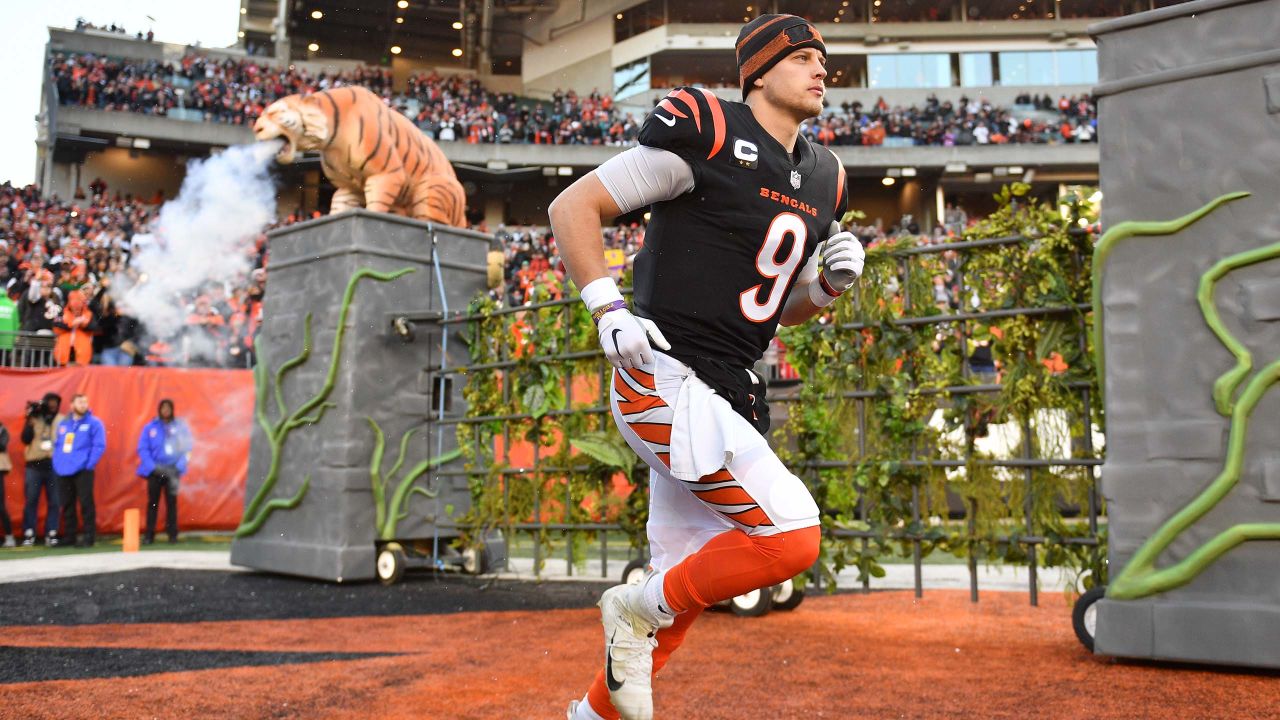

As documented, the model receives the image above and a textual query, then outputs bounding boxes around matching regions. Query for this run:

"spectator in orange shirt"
[53,289,95,366]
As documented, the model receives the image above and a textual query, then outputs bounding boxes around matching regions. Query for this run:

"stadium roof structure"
[241,0,557,67]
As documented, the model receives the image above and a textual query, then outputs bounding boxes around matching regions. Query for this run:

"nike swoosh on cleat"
[605,631,625,692]
[655,114,676,127]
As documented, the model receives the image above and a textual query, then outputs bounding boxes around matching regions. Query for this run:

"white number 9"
[739,212,807,323]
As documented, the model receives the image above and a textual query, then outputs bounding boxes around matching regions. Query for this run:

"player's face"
[759,48,827,120]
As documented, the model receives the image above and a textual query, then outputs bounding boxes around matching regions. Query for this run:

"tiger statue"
[253,85,466,227]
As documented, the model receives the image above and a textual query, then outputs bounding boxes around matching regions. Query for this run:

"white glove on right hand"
[596,307,671,369]
[580,276,671,369]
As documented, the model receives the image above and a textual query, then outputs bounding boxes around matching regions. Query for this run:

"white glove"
[580,276,671,369]
[596,306,671,369]
[809,221,865,307]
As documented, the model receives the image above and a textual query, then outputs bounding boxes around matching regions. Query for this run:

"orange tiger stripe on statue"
[253,86,466,227]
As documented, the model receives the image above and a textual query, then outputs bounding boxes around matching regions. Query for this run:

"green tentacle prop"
[1105,218,1280,600]
[366,417,465,540]
[1199,241,1280,414]
[1091,191,1250,405]
[1108,354,1280,598]
[236,267,415,538]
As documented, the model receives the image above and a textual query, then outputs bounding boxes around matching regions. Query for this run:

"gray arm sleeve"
[595,146,696,215]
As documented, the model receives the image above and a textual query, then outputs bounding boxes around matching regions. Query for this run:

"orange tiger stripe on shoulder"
[692,88,726,159]
[665,89,702,133]
[834,155,847,214]
[656,97,688,119]
[660,88,726,160]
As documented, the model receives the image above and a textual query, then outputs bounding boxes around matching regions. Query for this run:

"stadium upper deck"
[36,2,1181,228]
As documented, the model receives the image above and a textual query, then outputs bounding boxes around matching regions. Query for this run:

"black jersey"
[631,87,848,369]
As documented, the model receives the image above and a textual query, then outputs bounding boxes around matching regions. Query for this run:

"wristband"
[591,300,628,325]
[808,275,839,308]
[818,271,844,298]
[580,276,624,312]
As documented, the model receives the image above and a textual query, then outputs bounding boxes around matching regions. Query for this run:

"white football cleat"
[599,584,658,720]
[566,699,579,720]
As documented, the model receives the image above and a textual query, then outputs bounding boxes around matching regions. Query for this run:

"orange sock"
[660,525,820,613]
[585,607,703,720]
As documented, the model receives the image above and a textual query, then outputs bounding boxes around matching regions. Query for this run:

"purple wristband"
[591,300,628,325]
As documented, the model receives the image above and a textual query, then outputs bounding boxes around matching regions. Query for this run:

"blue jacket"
[52,412,107,476]
[136,418,192,478]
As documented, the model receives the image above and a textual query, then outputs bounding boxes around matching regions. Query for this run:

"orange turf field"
[6,589,1279,719]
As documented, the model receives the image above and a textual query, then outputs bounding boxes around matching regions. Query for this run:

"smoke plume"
[118,141,280,344]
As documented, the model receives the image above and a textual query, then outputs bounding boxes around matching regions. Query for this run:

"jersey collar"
[743,107,818,176]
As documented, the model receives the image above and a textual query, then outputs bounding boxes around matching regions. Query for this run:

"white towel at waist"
[667,365,767,482]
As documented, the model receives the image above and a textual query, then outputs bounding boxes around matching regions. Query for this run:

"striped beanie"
[736,14,826,100]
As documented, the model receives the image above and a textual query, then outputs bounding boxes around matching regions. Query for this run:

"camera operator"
[20,393,63,546]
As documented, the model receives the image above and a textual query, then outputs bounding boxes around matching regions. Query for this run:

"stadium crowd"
[31,35,1069,371]
[49,51,1097,147]
[0,181,269,369]
[808,93,1095,146]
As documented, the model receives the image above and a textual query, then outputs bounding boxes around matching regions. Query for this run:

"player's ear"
[753,77,764,90]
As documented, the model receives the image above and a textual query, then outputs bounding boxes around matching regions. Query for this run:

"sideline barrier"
[0,366,251,533]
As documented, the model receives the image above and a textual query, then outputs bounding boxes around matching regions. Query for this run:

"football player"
[550,14,865,720]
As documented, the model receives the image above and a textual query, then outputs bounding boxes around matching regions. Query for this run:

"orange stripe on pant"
[621,367,656,391]
[586,606,704,720]
[612,373,647,403]
[616,392,666,415]
[690,485,758,507]
[723,505,774,529]
[628,422,672,446]
[691,469,735,483]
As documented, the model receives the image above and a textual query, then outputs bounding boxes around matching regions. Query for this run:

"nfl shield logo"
[790,170,802,189]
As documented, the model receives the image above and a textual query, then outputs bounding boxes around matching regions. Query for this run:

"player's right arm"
[548,172,625,294]
[549,146,694,368]
[550,88,713,368]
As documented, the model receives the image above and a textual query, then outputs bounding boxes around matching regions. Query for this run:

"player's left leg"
[572,606,704,720]
[656,443,821,613]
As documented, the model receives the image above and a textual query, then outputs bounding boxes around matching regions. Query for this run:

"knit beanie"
[736,14,827,100]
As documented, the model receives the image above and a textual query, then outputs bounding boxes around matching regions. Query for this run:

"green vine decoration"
[777,183,1103,589]
[455,270,647,573]
[366,418,465,540]
[456,189,1106,587]
[1090,191,1250,407]
[236,266,415,538]
[1107,233,1280,600]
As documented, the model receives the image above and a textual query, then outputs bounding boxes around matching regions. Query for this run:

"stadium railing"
[425,230,1102,605]
[0,332,58,369]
